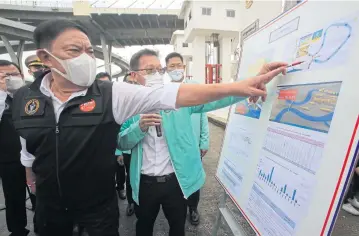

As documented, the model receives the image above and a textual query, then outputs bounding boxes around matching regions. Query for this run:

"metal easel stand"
[212,190,247,236]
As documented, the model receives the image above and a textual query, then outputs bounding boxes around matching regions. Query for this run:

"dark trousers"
[36,195,119,236]
[0,162,28,235]
[135,173,186,236]
[345,172,359,203]
[187,189,200,210]
[115,162,125,191]
[115,154,133,204]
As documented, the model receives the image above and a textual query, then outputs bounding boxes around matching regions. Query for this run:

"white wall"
[191,36,206,83]
[239,1,283,38]
[219,37,232,83]
[191,1,241,32]
[173,34,192,58]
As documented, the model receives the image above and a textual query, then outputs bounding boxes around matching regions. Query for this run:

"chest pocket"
[62,96,105,127]
[15,97,53,130]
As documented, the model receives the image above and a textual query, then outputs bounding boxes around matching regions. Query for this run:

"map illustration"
[235,98,263,119]
[235,49,274,119]
[269,82,342,133]
[286,16,356,74]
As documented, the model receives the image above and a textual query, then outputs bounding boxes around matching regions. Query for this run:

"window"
[182,43,188,48]
[226,9,235,18]
[202,7,211,16]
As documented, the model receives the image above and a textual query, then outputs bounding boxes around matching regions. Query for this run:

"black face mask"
[32,69,47,79]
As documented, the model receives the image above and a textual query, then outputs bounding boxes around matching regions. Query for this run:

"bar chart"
[258,166,300,207]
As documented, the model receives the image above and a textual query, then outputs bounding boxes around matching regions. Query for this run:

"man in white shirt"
[6,19,286,236]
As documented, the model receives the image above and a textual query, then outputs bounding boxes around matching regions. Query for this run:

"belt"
[141,173,175,184]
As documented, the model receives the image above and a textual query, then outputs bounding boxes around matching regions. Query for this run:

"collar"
[39,72,88,99]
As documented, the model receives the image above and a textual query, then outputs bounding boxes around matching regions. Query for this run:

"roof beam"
[119,16,127,28]
[0,17,35,40]
[138,18,144,29]
[129,18,136,28]
[107,28,172,39]
[156,15,161,28]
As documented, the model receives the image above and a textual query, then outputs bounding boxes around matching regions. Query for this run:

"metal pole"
[100,34,111,74]
[211,190,227,236]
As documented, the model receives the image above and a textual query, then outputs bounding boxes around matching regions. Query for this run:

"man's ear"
[36,49,52,68]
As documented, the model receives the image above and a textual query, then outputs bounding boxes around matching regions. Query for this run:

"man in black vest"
[0,60,29,236]
[10,19,286,236]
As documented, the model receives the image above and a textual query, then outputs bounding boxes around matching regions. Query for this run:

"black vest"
[0,95,21,164]
[12,75,120,209]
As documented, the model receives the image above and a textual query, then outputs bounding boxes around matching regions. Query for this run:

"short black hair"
[165,52,183,64]
[95,72,111,80]
[130,49,158,71]
[34,19,89,49]
[0,60,22,74]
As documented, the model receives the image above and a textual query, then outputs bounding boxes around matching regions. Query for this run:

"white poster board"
[215,1,359,235]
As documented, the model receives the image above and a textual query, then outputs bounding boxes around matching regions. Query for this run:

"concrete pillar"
[219,37,232,83]
[100,34,111,75]
[191,36,206,84]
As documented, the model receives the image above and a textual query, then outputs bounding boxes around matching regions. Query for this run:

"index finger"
[260,66,286,84]
[267,62,288,70]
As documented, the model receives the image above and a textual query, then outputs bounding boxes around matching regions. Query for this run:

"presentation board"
[215,1,359,235]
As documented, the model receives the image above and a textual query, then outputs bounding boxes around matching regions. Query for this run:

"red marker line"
[287,61,305,67]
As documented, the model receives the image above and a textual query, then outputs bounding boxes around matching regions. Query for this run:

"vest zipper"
[55,125,63,197]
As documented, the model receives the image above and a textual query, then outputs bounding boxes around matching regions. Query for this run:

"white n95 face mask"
[5,76,25,95]
[145,72,164,87]
[45,50,97,87]
[168,69,184,82]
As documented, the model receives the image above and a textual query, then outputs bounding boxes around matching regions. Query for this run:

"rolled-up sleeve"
[20,137,35,167]
[112,82,180,124]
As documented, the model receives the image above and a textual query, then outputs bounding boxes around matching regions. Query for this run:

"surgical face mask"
[168,69,184,82]
[45,50,97,87]
[5,76,25,95]
[32,70,45,79]
[144,72,164,87]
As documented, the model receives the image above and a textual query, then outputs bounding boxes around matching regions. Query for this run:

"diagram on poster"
[218,123,254,197]
[245,82,342,235]
[286,15,358,73]
[270,82,341,133]
[235,49,274,119]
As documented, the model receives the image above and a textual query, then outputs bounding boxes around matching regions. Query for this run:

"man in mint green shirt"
[118,49,286,236]
[165,52,209,225]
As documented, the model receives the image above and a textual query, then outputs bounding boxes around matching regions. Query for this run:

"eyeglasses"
[0,72,21,79]
[134,67,166,75]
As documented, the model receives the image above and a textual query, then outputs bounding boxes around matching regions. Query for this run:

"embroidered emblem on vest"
[24,99,40,115]
[79,99,96,112]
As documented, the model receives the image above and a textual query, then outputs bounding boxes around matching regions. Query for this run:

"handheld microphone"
[155,125,162,137]
[155,112,162,137]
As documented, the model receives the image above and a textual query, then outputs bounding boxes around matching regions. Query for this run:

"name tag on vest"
[72,96,103,115]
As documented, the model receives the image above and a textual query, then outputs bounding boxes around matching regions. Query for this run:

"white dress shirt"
[141,125,174,176]
[0,73,180,167]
